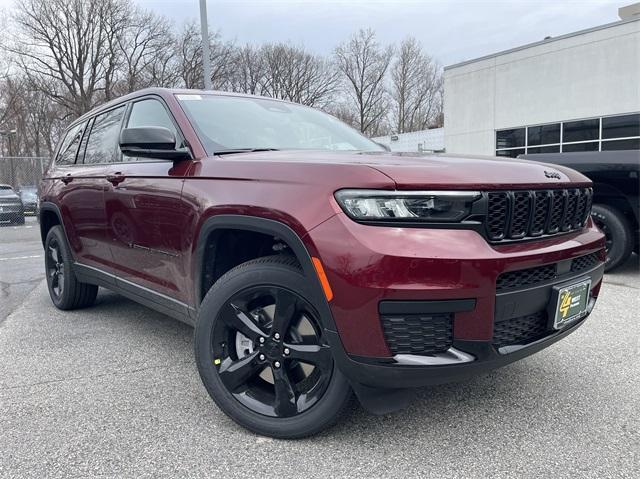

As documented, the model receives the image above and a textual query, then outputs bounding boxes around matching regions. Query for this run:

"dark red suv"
[39,88,606,438]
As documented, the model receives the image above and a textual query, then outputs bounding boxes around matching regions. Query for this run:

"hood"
[211,150,591,189]
[0,189,19,199]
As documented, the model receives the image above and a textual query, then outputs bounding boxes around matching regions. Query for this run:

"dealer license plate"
[552,279,591,329]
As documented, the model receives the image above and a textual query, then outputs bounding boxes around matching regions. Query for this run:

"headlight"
[334,189,480,222]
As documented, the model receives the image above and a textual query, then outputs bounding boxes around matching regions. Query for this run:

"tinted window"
[601,138,640,151]
[562,142,599,152]
[527,145,560,154]
[56,123,86,165]
[496,148,525,158]
[601,114,640,140]
[527,123,560,146]
[496,128,525,149]
[127,99,177,134]
[83,106,126,164]
[563,119,599,143]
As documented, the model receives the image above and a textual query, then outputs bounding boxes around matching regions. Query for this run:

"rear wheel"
[591,204,633,272]
[44,225,98,310]
[194,256,351,438]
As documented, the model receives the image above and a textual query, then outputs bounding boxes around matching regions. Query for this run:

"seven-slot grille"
[381,313,453,355]
[486,188,593,242]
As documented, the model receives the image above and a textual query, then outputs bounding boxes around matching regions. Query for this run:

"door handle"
[61,174,73,185]
[106,173,125,186]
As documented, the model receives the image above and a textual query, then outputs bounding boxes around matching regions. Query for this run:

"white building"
[372,127,444,152]
[444,4,640,157]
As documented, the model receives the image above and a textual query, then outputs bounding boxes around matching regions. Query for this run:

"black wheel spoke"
[221,303,268,341]
[272,289,298,335]
[218,351,263,392]
[273,366,297,417]
[285,343,332,372]
[212,282,333,418]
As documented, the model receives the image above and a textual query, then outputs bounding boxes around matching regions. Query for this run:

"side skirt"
[73,262,196,326]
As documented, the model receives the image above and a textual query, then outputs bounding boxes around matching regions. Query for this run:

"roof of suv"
[72,88,292,128]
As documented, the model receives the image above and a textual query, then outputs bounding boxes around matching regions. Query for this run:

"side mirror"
[119,127,191,161]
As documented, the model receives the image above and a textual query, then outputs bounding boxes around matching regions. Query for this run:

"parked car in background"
[521,151,639,271]
[39,88,605,438]
[0,184,25,225]
[17,185,39,215]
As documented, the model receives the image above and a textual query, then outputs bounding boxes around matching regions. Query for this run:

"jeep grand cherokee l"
[39,88,606,438]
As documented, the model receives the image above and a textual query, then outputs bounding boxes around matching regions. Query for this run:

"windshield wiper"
[214,148,280,155]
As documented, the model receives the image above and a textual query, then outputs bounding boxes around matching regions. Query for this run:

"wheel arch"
[193,215,338,332]
[592,182,638,229]
[38,202,66,247]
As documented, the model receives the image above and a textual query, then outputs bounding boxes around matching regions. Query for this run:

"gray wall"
[443,18,640,155]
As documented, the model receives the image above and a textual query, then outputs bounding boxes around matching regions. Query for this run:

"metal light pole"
[199,0,213,90]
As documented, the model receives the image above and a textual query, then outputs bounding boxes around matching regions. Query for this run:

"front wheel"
[194,256,351,438]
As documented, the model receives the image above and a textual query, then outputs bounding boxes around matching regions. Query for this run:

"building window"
[496,148,525,158]
[496,128,525,149]
[601,138,640,151]
[563,119,599,143]
[562,142,599,152]
[602,113,640,140]
[527,123,560,146]
[527,145,560,154]
[495,112,640,157]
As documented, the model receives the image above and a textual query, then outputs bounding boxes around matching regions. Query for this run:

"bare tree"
[229,44,265,95]
[259,43,339,107]
[176,22,235,90]
[10,0,129,116]
[115,8,180,94]
[334,29,393,135]
[0,75,62,156]
[391,37,443,133]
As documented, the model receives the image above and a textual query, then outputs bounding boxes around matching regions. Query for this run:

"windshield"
[176,94,384,155]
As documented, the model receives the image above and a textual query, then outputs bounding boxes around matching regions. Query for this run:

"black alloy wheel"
[195,256,351,438]
[213,285,333,417]
[46,237,65,299]
[44,225,98,310]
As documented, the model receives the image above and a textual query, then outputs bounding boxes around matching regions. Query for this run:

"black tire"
[194,255,352,439]
[44,225,98,310]
[591,204,633,272]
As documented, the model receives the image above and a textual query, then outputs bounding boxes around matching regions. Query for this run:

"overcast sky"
[1,0,629,66]
[136,0,626,66]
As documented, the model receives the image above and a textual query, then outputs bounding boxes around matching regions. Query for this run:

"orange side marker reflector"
[311,257,333,302]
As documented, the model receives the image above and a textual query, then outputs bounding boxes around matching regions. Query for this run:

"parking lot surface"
[1,222,638,478]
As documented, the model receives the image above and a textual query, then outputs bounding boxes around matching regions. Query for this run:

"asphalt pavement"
[1,221,638,478]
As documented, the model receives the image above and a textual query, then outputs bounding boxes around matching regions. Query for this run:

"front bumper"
[305,212,605,389]
[0,206,24,223]
[326,298,596,389]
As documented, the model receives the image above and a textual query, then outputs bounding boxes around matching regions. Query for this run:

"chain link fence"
[0,157,49,189]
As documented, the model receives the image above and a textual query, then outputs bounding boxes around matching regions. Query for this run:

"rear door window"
[56,122,86,165]
[83,106,126,164]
